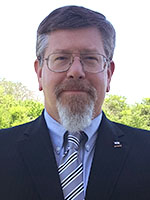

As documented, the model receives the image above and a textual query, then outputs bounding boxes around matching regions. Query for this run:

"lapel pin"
[113,141,122,148]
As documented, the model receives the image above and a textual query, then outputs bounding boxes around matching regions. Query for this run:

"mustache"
[55,79,97,100]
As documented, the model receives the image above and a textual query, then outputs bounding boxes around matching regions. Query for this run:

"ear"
[34,59,43,91]
[106,61,115,92]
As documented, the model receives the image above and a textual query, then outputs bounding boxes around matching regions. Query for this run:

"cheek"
[40,67,54,98]
[89,75,107,116]
[92,74,107,95]
[42,68,65,95]
[91,74,108,105]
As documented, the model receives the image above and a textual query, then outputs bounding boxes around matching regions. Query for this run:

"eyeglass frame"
[39,52,111,73]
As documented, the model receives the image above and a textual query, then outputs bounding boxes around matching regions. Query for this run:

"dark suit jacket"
[0,112,150,200]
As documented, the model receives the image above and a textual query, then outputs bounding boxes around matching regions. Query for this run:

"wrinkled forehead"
[45,28,105,56]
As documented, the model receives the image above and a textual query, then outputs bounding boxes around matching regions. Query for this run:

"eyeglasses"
[43,53,110,73]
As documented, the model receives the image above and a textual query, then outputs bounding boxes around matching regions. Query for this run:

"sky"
[0,0,150,104]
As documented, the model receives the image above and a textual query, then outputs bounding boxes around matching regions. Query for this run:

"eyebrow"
[51,48,100,54]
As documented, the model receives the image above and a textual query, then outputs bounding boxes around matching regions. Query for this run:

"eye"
[54,56,68,61]
[51,54,70,65]
[84,56,98,61]
[82,55,100,64]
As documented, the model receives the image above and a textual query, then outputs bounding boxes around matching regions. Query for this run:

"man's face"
[35,27,115,123]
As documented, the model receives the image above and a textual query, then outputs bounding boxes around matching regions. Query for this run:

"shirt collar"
[84,113,102,152]
[44,109,102,153]
[44,109,66,153]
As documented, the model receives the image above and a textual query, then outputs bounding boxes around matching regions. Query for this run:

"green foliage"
[0,78,35,101]
[103,95,150,130]
[0,80,44,129]
[0,79,149,130]
[103,95,129,121]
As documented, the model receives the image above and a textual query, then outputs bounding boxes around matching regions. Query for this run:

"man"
[0,5,150,200]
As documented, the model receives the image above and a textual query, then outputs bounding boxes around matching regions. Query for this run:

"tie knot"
[67,132,83,151]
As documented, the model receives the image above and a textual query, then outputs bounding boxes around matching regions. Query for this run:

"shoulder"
[113,121,150,135]
[0,113,45,142]
[0,112,49,161]
[101,112,150,141]
[102,112,150,133]
[102,113,150,146]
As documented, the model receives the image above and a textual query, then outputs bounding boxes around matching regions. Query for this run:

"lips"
[61,90,87,95]
[55,79,96,100]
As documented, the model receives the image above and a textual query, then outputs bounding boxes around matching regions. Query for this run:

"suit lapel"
[17,112,135,200]
[17,114,64,200]
[86,114,133,200]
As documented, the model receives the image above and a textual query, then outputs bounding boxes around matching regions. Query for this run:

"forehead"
[45,27,105,55]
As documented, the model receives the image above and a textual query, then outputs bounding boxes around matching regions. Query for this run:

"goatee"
[55,79,97,133]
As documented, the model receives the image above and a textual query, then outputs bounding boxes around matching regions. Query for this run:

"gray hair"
[36,6,116,66]
[36,34,49,66]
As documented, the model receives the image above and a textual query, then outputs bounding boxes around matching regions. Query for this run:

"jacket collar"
[17,113,64,200]
[85,113,134,200]
[17,112,135,200]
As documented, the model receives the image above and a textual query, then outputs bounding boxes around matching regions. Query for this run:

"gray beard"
[56,95,95,133]
[55,79,97,133]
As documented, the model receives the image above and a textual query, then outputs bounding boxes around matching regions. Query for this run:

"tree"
[0,79,149,130]
[103,95,129,122]
[0,78,35,101]
[0,79,44,129]
[128,99,150,130]
[103,95,150,130]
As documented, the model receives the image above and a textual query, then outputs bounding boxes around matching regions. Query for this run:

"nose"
[67,57,85,79]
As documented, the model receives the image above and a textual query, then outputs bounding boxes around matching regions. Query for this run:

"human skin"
[34,27,115,122]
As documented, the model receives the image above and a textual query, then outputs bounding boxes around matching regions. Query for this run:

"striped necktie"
[58,132,84,200]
